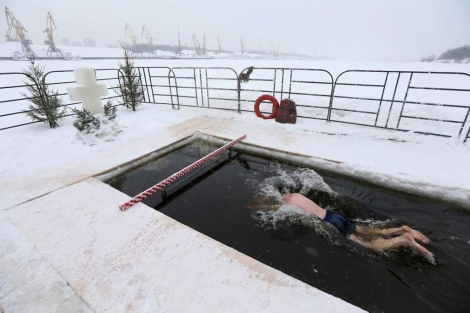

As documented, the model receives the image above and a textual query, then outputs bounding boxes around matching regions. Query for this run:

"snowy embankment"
[0,102,469,212]
[0,58,469,211]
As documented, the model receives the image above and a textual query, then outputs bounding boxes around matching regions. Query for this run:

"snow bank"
[1,59,469,211]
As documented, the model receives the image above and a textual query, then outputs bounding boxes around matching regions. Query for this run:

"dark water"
[108,142,470,313]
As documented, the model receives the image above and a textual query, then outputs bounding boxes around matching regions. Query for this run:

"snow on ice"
[0,52,469,313]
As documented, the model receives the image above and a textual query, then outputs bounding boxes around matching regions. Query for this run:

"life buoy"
[254,95,279,119]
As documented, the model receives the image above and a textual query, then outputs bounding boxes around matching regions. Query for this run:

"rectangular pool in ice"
[104,138,470,313]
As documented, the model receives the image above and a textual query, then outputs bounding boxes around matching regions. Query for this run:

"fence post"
[461,107,470,140]
[385,72,401,129]
[464,123,470,143]
[396,73,413,130]
[327,76,339,122]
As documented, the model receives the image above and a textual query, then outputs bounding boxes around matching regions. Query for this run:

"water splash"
[250,166,340,242]
[290,168,335,195]
[292,167,332,193]
[248,166,436,265]
[256,203,337,242]
[251,166,335,199]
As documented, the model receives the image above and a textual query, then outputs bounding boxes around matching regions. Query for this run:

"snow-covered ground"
[1,58,469,192]
[1,102,468,210]
[1,58,469,312]
[1,58,469,204]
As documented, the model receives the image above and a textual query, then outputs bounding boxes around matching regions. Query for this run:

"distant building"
[106,44,120,49]
[61,38,70,46]
[83,38,96,47]
[71,41,83,47]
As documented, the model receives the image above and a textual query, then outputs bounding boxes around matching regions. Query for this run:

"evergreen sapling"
[103,99,117,120]
[21,58,67,128]
[117,49,144,111]
[72,108,100,133]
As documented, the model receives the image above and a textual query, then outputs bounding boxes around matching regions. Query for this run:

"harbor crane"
[125,23,138,53]
[5,7,22,42]
[4,6,36,59]
[202,34,207,55]
[176,27,182,54]
[192,34,204,55]
[271,43,281,57]
[142,25,156,54]
[44,12,66,58]
[141,25,154,47]
[217,35,222,53]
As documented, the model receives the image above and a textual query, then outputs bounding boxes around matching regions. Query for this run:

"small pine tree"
[103,99,117,120]
[21,58,67,128]
[117,48,144,111]
[72,108,100,133]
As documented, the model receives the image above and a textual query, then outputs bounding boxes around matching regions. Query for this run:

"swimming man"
[251,192,432,257]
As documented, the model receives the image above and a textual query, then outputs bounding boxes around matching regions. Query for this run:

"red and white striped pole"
[119,134,247,211]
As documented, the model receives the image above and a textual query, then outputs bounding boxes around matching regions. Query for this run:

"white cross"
[66,68,108,115]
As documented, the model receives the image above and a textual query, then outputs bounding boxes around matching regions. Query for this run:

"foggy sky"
[2,0,469,61]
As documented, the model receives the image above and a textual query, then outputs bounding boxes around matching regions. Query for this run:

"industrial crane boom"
[271,43,281,57]
[141,25,153,47]
[178,27,181,49]
[4,6,36,58]
[44,12,57,44]
[217,35,222,52]
[192,34,201,51]
[43,11,65,57]
[4,6,27,42]
[125,23,138,46]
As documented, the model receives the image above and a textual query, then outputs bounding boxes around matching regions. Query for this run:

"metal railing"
[466,123,470,143]
[1,66,470,143]
[0,72,41,130]
[238,67,334,119]
[170,67,240,111]
[44,68,121,108]
[123,67,179,109]
[330,70,470,139]
[0,69,121,131]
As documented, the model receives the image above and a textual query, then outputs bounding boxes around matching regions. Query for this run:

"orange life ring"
[254,95,279,119]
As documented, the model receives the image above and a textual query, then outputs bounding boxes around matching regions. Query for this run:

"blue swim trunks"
[324,210,357,238]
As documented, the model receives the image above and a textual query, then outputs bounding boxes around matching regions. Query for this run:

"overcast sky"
[1,0,469,60]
